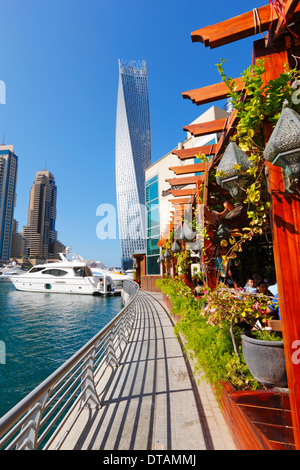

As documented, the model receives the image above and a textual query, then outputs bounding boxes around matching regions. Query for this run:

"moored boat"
[0,262,26,282]
[9,253,115,295]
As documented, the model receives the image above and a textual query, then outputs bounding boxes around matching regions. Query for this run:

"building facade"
[115,59,152,271]
[145,106,230,275]
[22,170,63,259]
[0,145,18,261]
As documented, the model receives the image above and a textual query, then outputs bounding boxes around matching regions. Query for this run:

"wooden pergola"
[164,0,300,450]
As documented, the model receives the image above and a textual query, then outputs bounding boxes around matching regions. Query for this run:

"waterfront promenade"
[51,290,235,450]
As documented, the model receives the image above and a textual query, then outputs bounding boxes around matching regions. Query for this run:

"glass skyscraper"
[0,145,18,261]
[115,59,151,270]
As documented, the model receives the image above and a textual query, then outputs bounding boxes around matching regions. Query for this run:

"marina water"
[0,282,123,418]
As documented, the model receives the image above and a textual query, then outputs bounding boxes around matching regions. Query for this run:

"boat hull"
[10,276,102,295]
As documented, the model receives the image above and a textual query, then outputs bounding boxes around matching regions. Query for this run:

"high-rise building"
[0,145,18,261]
[22,170,64,259]
[115,59,152,271]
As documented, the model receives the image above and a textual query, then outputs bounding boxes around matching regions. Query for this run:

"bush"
[156,277,259,393]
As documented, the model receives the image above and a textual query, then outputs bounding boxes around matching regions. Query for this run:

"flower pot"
[241,330,288,387]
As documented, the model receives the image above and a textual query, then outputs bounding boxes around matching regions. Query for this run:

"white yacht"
[0,262,26,282]
[91,267,126,288]
[9,253,115,295]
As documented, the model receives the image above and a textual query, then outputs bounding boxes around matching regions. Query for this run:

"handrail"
[0,280,139,450]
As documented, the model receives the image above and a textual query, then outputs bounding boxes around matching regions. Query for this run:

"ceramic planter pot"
[241,330,288,387]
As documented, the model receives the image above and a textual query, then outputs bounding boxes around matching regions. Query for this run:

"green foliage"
[251,330,282,342]
[156,277,198,316]
[173,248,191,275]
[210,58,300,276]
[156,278,260,392]
[216,58,300,152]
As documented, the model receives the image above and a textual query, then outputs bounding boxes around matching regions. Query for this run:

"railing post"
[105,328,119,368]
[16,392,49,450]
[81,344,101,408]
[118,317,128,345]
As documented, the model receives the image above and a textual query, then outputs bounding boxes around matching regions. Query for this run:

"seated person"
[256,280,273,297]
[243,278,256,293]
[266,291,281,320]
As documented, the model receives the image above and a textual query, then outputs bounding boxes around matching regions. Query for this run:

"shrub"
[156,277,260,393]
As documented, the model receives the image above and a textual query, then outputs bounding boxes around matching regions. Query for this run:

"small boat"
[90,265,131,293]
[0,262,26,282]
[9,252,115,295]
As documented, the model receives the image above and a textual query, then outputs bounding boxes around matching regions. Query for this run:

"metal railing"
[0,280,139,450]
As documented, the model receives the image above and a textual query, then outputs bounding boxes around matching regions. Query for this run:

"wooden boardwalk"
[50,290,235,450]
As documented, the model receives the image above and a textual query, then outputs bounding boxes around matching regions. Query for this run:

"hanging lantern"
[171,240,181,253]
[188,238,203,257]
[216,142,253,198]
[164,249,170,259]
[215,224,231,243]
[264,107,300,193]
[158,252,164,263]
[180,221,196,242]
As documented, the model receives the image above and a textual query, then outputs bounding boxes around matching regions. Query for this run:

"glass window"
[147,208,159,228]
[42,269,68,276]
[147,237,160,256]
[146,175,158,187]
[29,267,45,273]
[73,267,85,277]
[147,256,160,275]
[147,225,160,238]
[146,200,159,212]
[146,182,158,203]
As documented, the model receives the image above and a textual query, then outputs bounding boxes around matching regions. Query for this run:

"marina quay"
[1,1,300,453]
[0,281,235,451]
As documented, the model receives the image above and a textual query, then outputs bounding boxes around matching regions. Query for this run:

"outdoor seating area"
[136,1,300,450]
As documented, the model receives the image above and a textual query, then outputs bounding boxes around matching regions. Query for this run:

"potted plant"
[241,329,287,387]
[202,285,287,387]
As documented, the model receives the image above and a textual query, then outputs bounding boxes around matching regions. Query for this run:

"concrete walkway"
[53,290,236,450]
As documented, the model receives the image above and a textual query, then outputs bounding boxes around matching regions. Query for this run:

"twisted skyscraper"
[115,60,151,270]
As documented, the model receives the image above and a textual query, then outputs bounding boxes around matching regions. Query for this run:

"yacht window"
[74,267,85,277]
[28,267,45,273]
[85,267,93,277]
[42,269,68,276]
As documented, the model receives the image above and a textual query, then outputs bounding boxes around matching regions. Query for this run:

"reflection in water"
[0,283,123,417]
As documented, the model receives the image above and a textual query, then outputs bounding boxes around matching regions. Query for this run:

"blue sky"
[1,0,267,267]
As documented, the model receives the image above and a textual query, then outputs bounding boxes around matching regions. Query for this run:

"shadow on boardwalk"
[51,291,235,450]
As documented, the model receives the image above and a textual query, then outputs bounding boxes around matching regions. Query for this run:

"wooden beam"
[202,162,210,206]
[183,78,244,106]
[172,144,217,160]
[169,188,196,197]
[212,109,239,161]
[166,175,203,186]
[191,3,300,49]
[168,197,192,205]
[169,162,208,175]
[183,118,228,137]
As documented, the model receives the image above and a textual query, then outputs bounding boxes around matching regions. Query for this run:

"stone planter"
[241,330,288,387]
